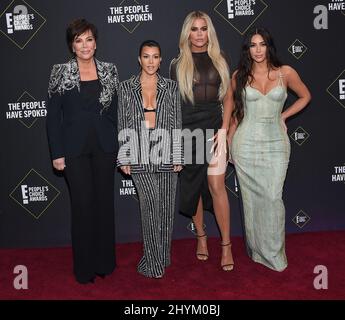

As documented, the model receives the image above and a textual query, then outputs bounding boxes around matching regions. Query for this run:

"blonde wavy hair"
[175,11,230,105]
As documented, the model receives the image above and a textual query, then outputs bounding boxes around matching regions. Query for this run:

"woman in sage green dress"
[229,27,311,271]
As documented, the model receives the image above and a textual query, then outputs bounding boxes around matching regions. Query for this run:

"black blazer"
[46,58,119,160]
[117,73,183,173]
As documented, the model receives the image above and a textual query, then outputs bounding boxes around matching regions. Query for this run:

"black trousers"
[64,129,116,283]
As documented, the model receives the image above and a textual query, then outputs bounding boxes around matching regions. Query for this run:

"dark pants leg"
[64,150,115,283]
[92,151,116,275]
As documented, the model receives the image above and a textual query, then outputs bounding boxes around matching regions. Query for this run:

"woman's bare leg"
[208,151,234,270]
[192,197,208,260]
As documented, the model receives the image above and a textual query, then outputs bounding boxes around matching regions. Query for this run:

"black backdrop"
[1,0,344,248]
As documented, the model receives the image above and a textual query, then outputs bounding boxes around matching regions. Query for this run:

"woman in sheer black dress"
[170,11,235,271]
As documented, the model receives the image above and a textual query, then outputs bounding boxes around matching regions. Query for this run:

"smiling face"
[139,45,161,76]
[249,34,268,64]
[72,29,96,61]
[189,18,208,52]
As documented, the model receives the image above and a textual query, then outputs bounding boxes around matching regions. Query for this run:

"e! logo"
[5,5,28,34]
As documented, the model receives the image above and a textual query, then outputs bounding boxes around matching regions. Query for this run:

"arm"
[224,71,240,163]
[220,50,233,132]
[227,71,239,143]
[281,65,311,122]
[227,117,238,144]
[46,65,65,170]
[104,64,120,153]
[171,81,183,171]
[221,84,234,132]
[117,82,132,175]
[211,79,235,156]
[105,63,120,125]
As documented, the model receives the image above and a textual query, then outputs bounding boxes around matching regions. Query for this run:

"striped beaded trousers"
[131,172,178,278]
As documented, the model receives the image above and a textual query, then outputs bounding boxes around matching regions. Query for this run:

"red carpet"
[1,231,344,300]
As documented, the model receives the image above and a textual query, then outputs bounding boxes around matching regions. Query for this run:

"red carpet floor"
[1,231,344,300]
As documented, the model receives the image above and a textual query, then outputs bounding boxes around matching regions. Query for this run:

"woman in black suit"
[117,40,183,278]
[46,18,119,284]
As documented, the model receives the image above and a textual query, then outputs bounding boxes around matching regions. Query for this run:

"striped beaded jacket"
[117,73,183,173]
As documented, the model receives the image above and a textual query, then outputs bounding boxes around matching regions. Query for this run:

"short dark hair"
[66,18,98,54]
[139,40,161,57]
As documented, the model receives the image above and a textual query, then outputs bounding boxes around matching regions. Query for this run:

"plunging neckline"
[246,84,286,97]
[140,78,158,130]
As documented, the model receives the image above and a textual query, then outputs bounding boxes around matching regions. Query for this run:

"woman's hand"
[227,135,233,164]
[173,165,183,172]
[209,128,227,157]
[120,165,131,175]
[52,157,66,171]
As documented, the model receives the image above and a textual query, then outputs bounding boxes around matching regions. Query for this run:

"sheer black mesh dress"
[170,51,224,217]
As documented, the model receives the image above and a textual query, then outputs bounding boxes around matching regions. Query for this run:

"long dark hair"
[233,27,282,123]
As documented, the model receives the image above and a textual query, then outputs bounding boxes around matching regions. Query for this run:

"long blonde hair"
[175,11,230,105]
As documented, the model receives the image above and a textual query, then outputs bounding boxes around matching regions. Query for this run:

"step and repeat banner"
[1,0,344,247]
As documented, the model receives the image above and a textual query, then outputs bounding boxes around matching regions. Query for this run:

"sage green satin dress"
[231,74,290,271]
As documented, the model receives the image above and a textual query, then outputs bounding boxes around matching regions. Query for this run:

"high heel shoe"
[221,242,234,271]
[196,233,209,261]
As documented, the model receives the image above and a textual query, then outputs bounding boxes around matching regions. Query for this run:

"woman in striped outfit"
[117,40,183,278]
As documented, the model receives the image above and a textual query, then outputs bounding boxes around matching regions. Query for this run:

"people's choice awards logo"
[290,127,310,146]
[292,210,311,229]
[288,39,308,60]
[6,91,47,128]
[327,70,345,109]
[107,0,153,33]
[0,0,46,49]
[214,0,268,35]
[10,169,60,219]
